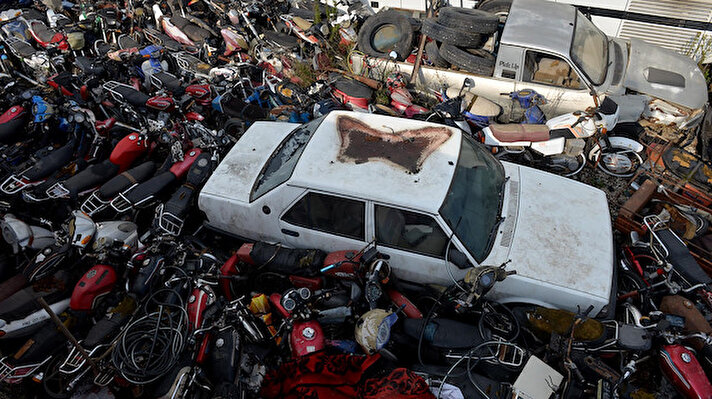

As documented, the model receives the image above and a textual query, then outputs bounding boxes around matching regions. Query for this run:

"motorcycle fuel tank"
[70,265,117,311]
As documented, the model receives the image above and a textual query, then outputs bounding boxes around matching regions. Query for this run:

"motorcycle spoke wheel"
[42,355,72,399]
[596,148,642,177]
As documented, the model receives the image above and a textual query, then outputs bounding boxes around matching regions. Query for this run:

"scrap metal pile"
[0,0,711,398]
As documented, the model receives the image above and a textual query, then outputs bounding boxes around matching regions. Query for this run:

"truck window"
[522,51,583,89]
[375,205,447,258]
[282,192,365,240]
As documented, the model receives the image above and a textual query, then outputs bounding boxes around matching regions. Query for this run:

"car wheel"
[425,40,449,68]
[437,7,499,34]
[478,0,512,24]
[421,19,482,48]
[439,43,495,75]
[357,10,414,60]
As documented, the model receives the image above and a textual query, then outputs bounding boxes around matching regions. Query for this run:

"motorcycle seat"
[98,161,156,199]
[112,85,150,108]
[60,160,120,197]
[118,34,140,50]
[30,21,56,44]
[488,124,550,143]
[123,171,177,207]
[154,72,185,96]
[656,228,712,285]
[170,15,210,43]
[75,56,104,76]
[10,39,36,58]
[23,141,75,180]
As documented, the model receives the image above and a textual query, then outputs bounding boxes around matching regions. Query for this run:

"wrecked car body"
[199,111,615,317]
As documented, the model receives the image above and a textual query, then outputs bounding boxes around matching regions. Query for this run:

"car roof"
[289,111,462,214]
[501,0,576,57]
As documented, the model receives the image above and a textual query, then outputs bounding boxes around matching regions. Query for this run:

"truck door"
[278,191,368,252]
[515,50,596,119]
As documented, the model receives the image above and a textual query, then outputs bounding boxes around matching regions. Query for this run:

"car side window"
[522,51,583,89]
[282,192,365,240]
[375,205,448,258]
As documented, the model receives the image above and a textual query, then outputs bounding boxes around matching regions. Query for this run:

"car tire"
[477,0,512,23]
[425,40,449,68]
[437,7,499,34]
[439,44,495,75]
[421,19,482,48]
[357,10,414,60]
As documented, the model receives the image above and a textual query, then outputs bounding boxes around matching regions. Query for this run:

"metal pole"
[37,297,101,376]
[409,0,437,85]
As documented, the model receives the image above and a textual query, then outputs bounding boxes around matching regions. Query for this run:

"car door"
[515,49,595,119]
[278,191,368,252]
[370,204,468,286]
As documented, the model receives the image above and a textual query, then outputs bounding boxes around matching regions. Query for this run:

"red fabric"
[358,368,436,399]
[260,353,380,399]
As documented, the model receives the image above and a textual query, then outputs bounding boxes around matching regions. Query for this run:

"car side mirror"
[448,246,471,269]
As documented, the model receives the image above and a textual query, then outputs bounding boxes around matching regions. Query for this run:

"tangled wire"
[112,288,189,385]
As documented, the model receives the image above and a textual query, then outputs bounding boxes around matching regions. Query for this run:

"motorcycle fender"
[659,344,712,398]
[530,137,565,156]
[169,149,202,179]
[109,133,147,172]
[0,298,70,339]
[590,136,644,157]
[70,265,117,311]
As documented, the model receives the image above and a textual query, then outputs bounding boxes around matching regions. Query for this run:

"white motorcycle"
[481,95,643,177]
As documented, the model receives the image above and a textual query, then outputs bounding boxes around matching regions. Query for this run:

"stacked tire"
[423,7,499,75]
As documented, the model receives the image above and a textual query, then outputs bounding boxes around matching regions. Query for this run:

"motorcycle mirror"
[447,246,471,269]
[388,51,398,60]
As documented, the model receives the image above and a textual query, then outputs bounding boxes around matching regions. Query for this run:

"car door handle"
[281,228,299,237]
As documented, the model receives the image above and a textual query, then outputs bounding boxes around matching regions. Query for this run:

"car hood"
[503,165,614,302]
[623,38,707,110]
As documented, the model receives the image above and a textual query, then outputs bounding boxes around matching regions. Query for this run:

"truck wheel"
[477,0,512,23]
[439,44,495,76]
[421,19,482,48]
[425,40,449,68]
[358,10,414,60]
[437,7,499,34]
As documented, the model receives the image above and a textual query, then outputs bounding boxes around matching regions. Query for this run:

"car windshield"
[440,135,505,263]
[571,11,608,86]
[250,116,325,201]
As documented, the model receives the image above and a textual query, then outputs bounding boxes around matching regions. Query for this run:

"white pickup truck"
[353,0,708,128]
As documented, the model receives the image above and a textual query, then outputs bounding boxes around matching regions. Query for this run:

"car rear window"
[250,116,325,202]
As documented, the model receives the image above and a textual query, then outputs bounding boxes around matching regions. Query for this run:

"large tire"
[425,40,449,68]
[357,10,414,60]
[478,0,512,23]
[421,19,482,48]
[437,7,499,34]
[439,44,495,75]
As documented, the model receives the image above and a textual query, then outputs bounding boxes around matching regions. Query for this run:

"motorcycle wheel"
[42,354,72,399]
[589,146,643,178]
[543,153,586,177]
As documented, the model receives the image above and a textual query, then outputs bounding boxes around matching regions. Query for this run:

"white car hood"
[501,165,614,302]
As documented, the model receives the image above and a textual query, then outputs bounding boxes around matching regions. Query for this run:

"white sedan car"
[199,111,615,317]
